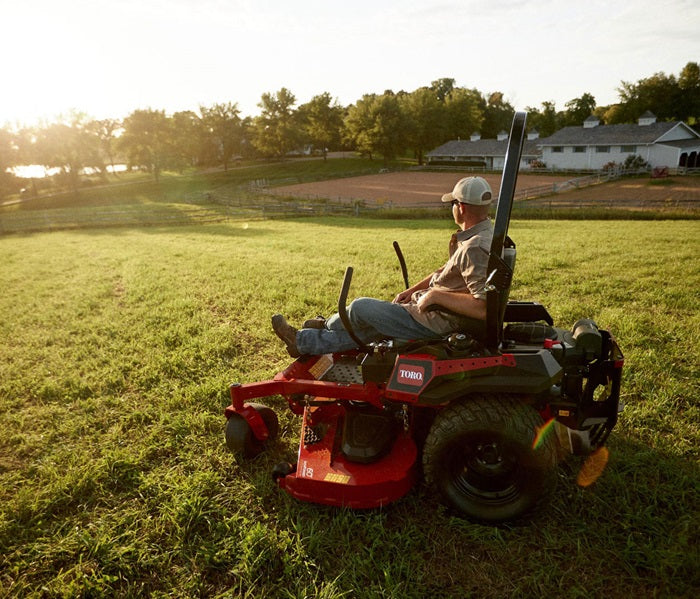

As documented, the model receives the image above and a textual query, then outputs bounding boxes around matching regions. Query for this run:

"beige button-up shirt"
[403,219,493,335]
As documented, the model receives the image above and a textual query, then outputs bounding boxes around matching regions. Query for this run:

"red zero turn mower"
[224,112,624,522]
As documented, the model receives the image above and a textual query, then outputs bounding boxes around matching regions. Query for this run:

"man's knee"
[347,297,378,323]
[347,297,397,330]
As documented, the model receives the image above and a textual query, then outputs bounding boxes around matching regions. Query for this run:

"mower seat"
[422,245,516,347]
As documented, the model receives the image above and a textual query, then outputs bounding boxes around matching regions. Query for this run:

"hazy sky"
[2,0,698,126]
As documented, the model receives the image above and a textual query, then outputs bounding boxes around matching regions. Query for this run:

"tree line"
[1,62,698,199]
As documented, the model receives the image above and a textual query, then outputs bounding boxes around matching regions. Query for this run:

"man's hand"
[416,287,487,320]
[393,270,442,304]
[415,288,437,312]
[393,289,413,304]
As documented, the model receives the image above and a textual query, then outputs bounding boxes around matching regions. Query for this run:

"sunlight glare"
[576,447,610,487]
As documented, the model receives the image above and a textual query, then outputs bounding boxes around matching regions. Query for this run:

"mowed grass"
[0,218,698,598]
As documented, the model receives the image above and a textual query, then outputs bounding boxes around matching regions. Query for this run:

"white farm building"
[426,130,542,170]
[426,112,700,172]
[537,112,700,171]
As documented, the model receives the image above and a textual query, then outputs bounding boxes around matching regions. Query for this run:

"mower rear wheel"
[423,395,557,522]
[225,403,279,459]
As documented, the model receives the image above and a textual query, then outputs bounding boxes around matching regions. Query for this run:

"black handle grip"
[337,266,370,352]
[393,241,409,289]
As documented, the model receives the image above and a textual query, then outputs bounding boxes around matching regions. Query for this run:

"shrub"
[623,154,650,170]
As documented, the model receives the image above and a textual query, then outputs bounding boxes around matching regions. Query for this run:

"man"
[272,176,495,357]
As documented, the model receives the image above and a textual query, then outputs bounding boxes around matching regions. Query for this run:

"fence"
[0,206,234,235]
[2,168,697,235]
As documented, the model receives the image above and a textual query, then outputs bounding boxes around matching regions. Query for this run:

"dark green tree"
[615,72,681,122]
[480,92,514,139]
[297,92,344,160]
[171,110,203,171]
[400,87,446,165]
[199,102,244,169]
[430,78,456,102]
[343,94,377,159]
[444,87,484,139]
[118,109,174,181]
[526,101,558,137]
[678,61,700,123]
[561,93,597,126]
[252,88,300,158]
[344,92,409,166]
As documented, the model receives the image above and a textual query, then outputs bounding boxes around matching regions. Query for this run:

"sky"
[2,0,699,127]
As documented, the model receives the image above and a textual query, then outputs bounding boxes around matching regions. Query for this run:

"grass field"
[1,218,699,598]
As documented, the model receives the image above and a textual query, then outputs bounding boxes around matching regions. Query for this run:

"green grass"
[3,158,396,213]
[1,218,698,597]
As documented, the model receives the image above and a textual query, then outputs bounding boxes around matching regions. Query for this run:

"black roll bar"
[485,111,527,350]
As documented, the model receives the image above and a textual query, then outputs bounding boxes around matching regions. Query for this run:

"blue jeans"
[296,297,441,355]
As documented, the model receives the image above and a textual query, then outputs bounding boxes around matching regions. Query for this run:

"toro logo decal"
[397,366,425,386]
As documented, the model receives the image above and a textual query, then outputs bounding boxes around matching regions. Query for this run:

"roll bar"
[485,111,527,350]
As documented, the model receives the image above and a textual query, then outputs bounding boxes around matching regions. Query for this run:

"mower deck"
[279,401,418,509]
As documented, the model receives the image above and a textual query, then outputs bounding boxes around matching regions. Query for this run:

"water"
[10,164,128,179]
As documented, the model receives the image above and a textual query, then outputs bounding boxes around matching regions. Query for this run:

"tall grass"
[0,218,698,597]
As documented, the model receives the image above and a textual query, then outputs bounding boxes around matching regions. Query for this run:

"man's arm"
[415,287,486,320]
[392,268,444,304]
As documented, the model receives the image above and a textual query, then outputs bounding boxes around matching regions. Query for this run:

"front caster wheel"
[272,461,295,482]
[225,403,279,459]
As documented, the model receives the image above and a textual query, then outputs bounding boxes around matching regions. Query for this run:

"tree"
[561,93,597,126]
[252,88,300,158]
[678,61,700,123]
[171,110,203,171]
[526,101,558,137]
[297,92,344,160]
[199,102,244,170]
[430,78,456,102]
[601,103,627,125]
[479,92,515,139]
[444,87,484,140]
[118,109,174,181]
[616,72,681,122]
[343,94,377,159]
[88,118,122,176]
[32,112,101,193]
[344,92,409,166]
[0,127,21,199]
[400,87,446,165]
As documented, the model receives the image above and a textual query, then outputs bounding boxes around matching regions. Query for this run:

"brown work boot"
[302,316,326,329]
[271,314,300,357]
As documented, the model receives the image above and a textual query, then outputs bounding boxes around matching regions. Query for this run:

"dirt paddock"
[272,171,700,210]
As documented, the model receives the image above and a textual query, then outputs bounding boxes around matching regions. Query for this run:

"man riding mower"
[224,112,624,523]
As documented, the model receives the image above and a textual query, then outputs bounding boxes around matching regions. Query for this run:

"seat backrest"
[498,246,517,324]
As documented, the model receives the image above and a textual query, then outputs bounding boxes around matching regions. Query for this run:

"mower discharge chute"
[224,112,624,523]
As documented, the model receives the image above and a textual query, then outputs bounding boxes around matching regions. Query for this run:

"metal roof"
[537,121,697,146]
[426,138,541,158]
[656,138,700,150]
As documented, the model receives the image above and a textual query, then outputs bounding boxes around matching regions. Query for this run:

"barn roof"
[537,122,696,146]
[427,138,541,158]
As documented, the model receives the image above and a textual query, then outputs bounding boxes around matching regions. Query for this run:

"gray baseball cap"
[441,176,493,205]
